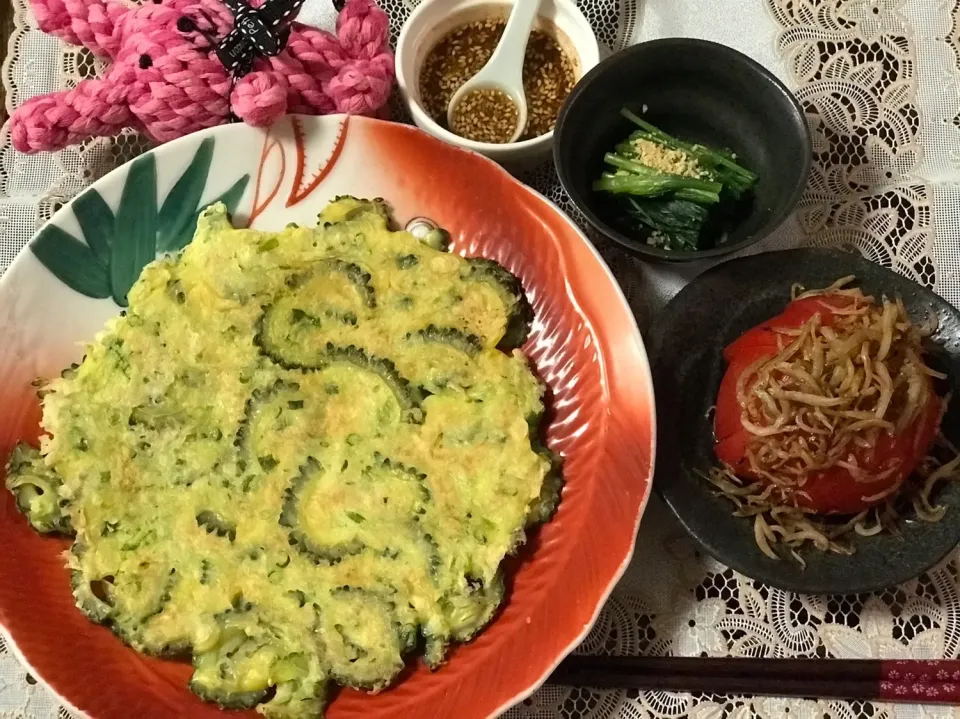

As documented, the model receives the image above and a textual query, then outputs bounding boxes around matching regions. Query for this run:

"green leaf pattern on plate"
[163,174,251,255]
[30,138,251,307]
[156,138,214,253]
[110,154,158,306]
[71,189,114,264]
[31,226,112,300]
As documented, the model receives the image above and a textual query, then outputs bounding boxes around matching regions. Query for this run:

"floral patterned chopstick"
[550,656,960,704]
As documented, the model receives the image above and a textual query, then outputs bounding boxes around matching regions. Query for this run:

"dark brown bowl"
[646,248,960,594]
[553,38,812,262]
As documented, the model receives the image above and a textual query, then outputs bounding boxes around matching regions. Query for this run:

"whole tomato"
[713,295,941,514]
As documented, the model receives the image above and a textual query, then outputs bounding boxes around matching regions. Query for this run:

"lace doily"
[3,1,960,718]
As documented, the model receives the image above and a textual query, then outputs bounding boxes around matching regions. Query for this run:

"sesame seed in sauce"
[450,88,520,144]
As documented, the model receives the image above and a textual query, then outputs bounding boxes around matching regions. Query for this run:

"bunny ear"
[32,0,128,58]
[10,79,134,154]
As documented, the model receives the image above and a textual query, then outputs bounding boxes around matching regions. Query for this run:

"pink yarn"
[231,72,289,126]
[10,0,394,153]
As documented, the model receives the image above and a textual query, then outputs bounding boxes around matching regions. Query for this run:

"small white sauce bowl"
[396,0,601,171]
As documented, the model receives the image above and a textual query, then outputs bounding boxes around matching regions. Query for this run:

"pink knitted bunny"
[10,0,394,153]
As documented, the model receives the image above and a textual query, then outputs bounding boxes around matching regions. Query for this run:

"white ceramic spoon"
[446,0,542,144]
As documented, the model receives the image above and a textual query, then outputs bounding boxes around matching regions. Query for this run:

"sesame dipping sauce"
[419,17,577,144]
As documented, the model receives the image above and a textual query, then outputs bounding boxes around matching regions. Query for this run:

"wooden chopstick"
[549,656,960,704]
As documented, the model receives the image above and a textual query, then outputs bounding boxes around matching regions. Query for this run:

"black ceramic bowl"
[553,38,812,262]
[647,248,960,594]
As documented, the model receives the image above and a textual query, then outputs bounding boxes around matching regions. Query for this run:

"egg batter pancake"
[6,197,561,718]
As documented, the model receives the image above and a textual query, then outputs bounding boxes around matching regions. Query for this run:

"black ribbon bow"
[216,0,307,78]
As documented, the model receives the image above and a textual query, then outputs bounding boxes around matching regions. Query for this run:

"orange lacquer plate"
[0,116,655,718]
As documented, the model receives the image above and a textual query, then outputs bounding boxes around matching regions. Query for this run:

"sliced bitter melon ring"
[279,455,431,567]
[260,653,327,718]
[409,325,483,356]
[4,444,72,535]
[71,568,116,625]
[254,331,424,424]
[279,458,365,566]
[461,258,534,350]
[108,565,179,649]
[284,258,377,311]
[189,603,277,710]
[315,587,408,690]
[257,260,378,367]
[400,325,484,392]
[70,542,176,649]
[417,572,506,670]
[318,195,392,226]
[320,345,423,425]
[190,601,328,713]
[439,572,505,642]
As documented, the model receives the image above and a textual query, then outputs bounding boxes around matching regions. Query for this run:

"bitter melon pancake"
[5,197,560,719]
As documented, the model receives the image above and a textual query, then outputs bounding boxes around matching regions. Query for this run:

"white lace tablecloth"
[3,1,960,718]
